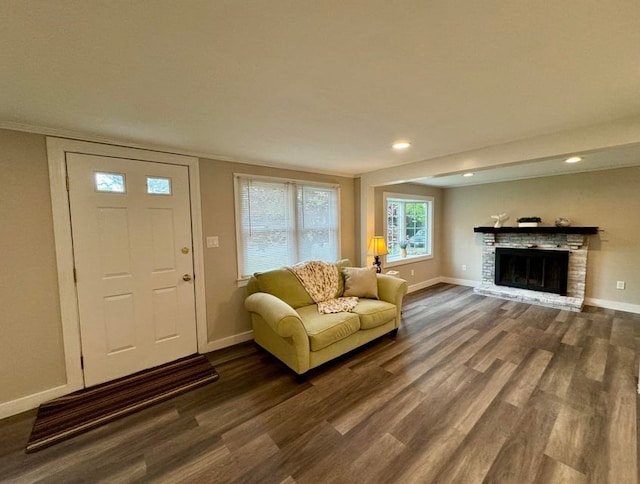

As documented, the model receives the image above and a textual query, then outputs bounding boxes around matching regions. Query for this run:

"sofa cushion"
[254,268,314,309]
[296,305,361,351]
[351,299,397,329]
[342,266,378,299]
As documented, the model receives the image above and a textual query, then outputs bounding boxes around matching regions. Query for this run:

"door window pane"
[95,172,126,193]
[147,177,172,195]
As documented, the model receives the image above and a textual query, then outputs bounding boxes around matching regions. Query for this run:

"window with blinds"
[234,175,340,279]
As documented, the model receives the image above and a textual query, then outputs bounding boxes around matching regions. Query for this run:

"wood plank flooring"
[1,284,639,483]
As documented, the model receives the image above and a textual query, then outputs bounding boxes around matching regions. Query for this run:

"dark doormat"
[26,354,219,453]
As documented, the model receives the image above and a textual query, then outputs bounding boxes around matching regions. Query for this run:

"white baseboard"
[407,277,444,293]
[202,330,255,353]
[584,297,640,314]
[440,277,480,288]
[0,383,72,420]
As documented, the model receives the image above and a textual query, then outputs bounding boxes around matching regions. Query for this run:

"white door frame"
[47,137,208,394]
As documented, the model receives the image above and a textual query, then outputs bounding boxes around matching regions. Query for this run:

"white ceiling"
[413,142,640,187]
[2,1,640,182]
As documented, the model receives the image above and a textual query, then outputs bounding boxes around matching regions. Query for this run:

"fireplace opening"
[495,247,569,295]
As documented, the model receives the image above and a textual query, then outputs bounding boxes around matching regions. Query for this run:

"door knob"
[182,274,192,282]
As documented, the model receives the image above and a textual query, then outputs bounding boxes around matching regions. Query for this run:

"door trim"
[47,137,208,393]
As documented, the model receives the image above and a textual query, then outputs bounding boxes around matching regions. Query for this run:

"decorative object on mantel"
[490,213,509,228]
[517,216,542,227]
[555,217,571,227]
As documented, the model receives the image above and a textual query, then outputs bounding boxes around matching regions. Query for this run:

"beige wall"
[1,124,637,410]
[0,129,66,403]
[198,158,357,343]
[374,183,443,287]
[442,167,640,305]
[0,129,357,408]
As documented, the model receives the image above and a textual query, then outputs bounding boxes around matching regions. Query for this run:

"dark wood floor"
[1,284,639,483]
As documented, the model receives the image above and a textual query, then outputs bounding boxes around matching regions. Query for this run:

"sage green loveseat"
[244,260,408,375]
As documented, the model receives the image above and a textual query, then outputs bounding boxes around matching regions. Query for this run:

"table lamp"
[367,236,388,273]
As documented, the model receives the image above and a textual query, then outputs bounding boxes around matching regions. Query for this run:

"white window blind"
[235,175,339,278]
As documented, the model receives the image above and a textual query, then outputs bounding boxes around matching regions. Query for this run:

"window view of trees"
[386,196,432,261]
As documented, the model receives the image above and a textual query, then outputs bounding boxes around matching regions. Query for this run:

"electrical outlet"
[616,280,626,290]
[410,269,415,276]
[462,265,467,271]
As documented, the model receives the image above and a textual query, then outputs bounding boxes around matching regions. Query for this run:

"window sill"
[385,254,433,269]
[236,277,249,288]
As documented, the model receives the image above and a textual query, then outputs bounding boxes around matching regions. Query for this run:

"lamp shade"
[367,236,389,256]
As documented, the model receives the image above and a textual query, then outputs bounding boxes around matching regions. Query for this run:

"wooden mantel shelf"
[474,226,599,234]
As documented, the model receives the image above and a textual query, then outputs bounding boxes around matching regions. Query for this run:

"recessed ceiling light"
[463,172,474,177]
[392,141,411,150]
[565,156,582,164]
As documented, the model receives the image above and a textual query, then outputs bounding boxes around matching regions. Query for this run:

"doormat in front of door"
[26,354,219,453]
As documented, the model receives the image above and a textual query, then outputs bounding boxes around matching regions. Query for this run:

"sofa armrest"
[244,292,306,338]
[376,274,408,326]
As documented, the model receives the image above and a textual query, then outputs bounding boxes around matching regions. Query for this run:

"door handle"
[182,274,192,282]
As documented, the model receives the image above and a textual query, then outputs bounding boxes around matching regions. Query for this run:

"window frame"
[234,173,341,285]
[383,192,434,268]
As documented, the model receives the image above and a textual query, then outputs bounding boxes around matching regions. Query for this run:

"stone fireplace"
[473,226,598,311]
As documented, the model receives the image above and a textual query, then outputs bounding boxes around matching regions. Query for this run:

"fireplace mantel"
[474,226,598,234]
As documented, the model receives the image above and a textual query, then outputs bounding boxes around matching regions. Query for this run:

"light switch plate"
[206,236,219,248]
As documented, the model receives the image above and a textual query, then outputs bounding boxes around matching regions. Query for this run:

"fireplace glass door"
[495,248,569,295]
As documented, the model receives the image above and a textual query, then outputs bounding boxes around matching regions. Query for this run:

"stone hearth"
[474,230,592,312]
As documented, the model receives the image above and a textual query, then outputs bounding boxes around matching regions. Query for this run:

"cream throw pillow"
[342,266,378,299]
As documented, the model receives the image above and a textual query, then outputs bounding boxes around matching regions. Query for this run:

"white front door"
[67,153,197,386]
